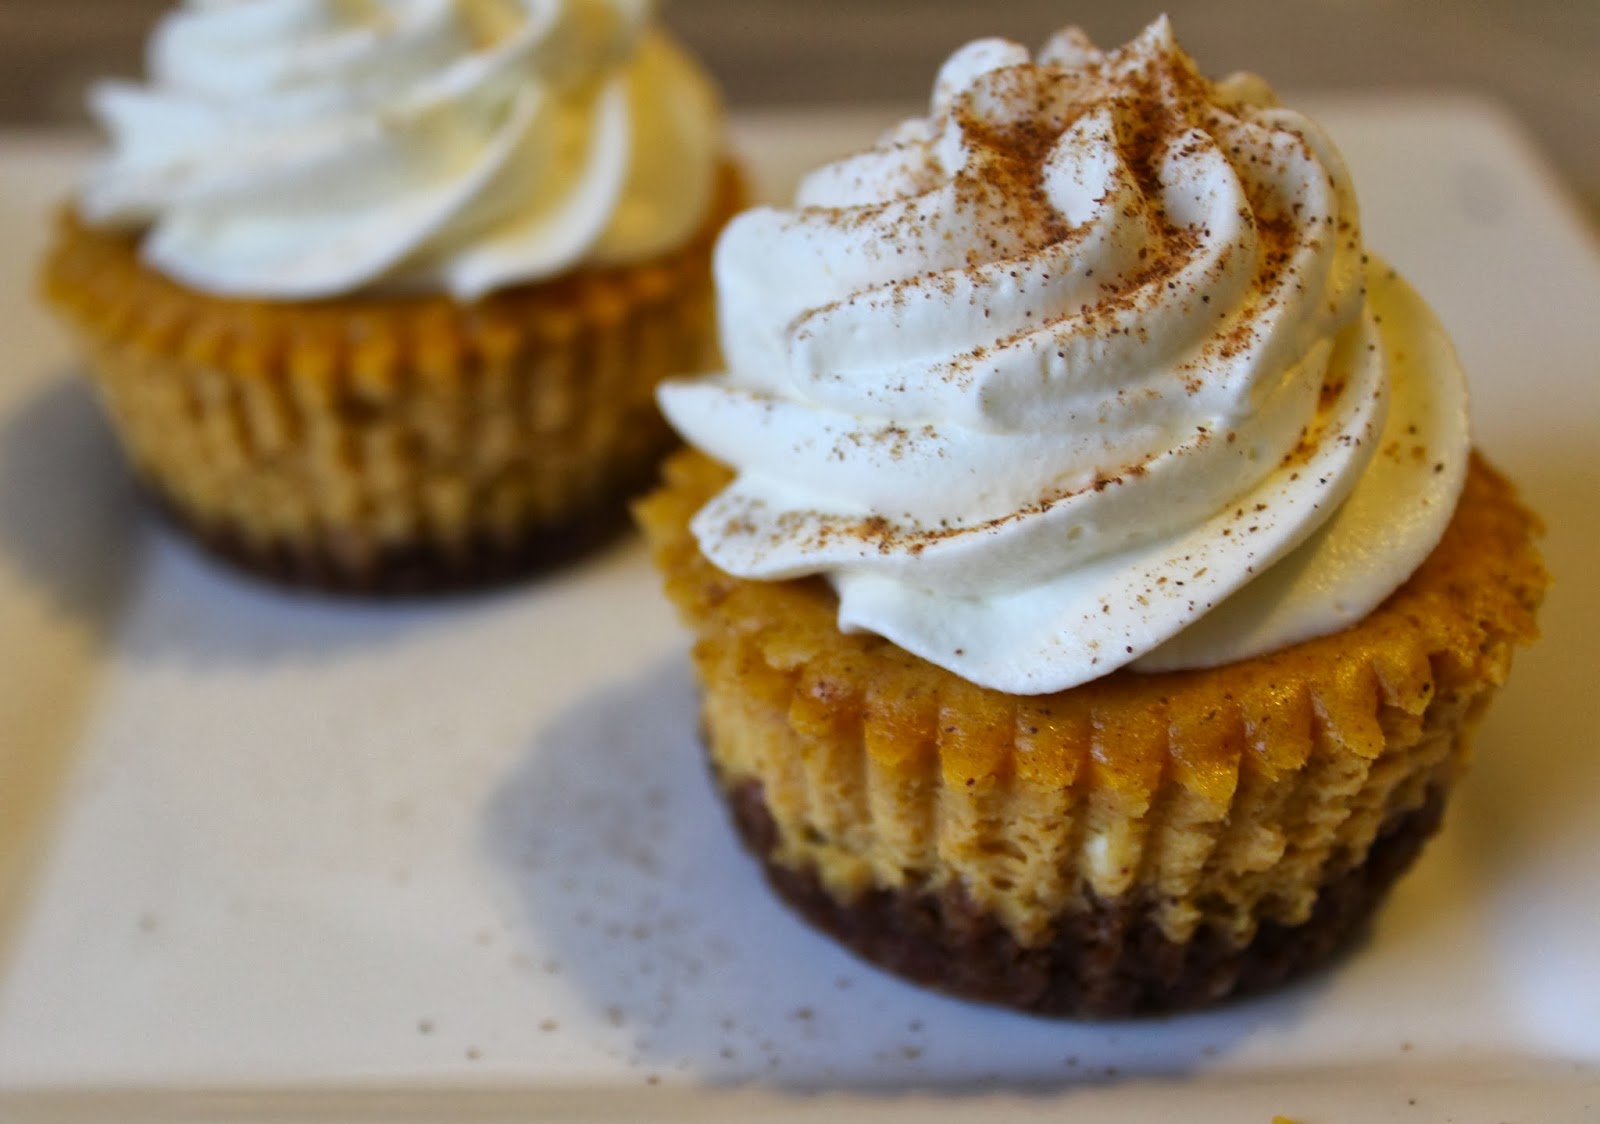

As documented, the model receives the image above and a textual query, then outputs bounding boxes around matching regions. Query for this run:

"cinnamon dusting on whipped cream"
[659,17,1469,694]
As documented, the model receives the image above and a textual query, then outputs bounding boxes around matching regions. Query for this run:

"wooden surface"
[2,0,1596,214]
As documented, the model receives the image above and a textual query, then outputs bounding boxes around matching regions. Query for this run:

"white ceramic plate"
[1,97,1597,1122]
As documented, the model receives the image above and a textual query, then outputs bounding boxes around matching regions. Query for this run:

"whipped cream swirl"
[659,19,1469,694]
[81,0,722,300]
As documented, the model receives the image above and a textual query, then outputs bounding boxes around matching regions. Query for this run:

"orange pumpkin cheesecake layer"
[637,448,1544,1011]
[41,163,743,593]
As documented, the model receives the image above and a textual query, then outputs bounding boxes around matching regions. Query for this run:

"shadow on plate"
[483,655,1335,1091]
[0,376,143,640]
[108,528,538,669]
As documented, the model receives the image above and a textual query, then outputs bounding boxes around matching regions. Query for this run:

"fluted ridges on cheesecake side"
[637,448,1545,947]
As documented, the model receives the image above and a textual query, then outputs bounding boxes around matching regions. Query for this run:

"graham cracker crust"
[149,475,649,596]
[724,775,1445,1018]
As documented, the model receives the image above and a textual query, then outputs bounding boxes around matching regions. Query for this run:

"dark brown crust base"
[147,468,659,596]
[724,777,1445,1018]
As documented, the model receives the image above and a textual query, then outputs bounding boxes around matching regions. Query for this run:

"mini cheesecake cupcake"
[42,0,740,593]
[637,20,1546,1016]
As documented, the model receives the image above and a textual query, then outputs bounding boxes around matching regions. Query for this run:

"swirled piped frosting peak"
[658,17,1470,695]
[79,0,723,300]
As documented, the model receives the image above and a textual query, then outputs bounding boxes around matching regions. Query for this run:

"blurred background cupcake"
[39,0,741,593]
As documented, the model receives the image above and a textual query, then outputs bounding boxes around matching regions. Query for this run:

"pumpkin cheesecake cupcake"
[637,19,1546,1016]
[42,0,740,593]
